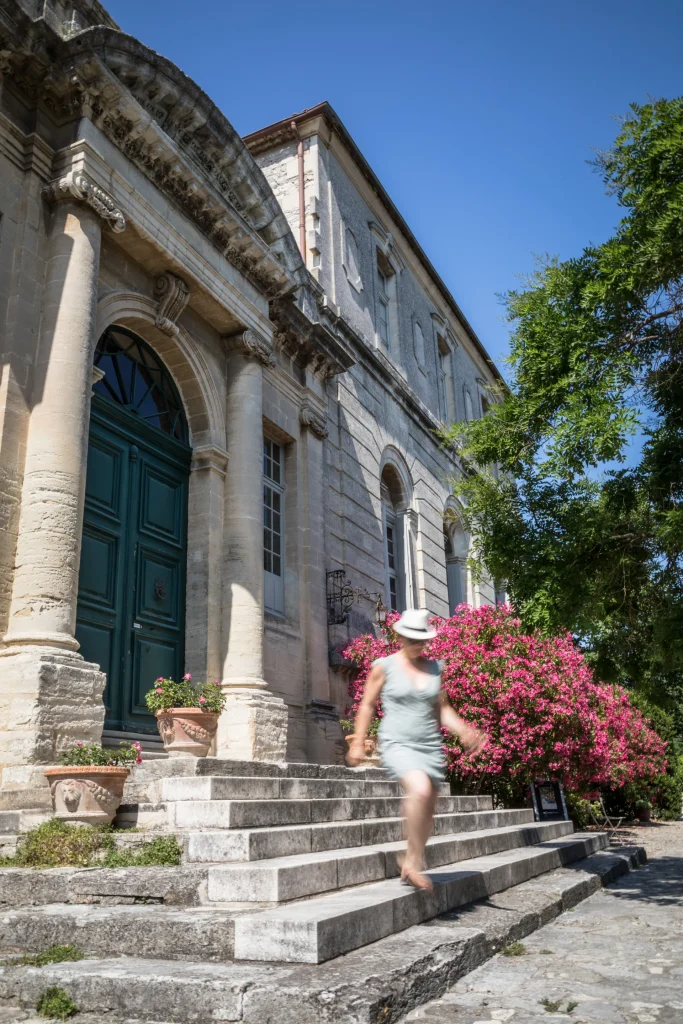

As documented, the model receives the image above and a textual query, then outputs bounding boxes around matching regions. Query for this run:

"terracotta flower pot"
[345,734,380,767]
[155,707,219,757]
[44,766,130,826]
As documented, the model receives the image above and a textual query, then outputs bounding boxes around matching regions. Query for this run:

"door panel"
[76,400,189,734]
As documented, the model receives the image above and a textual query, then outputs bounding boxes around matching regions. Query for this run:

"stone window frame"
[263,435,285,616]
[369,220,404,358]
[379,450,418,613]
[444,499,472,613]
[463,386,474,423]
[431,314,459,423]
[342,224,363,293]
[413,319,427,375]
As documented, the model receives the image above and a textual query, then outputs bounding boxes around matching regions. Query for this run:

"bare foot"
[401,867,434,892]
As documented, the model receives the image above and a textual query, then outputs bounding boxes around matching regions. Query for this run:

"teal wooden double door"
[76,328,191,733]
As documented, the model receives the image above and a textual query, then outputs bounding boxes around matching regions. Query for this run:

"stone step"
[0,808,51,834]
[170,794,491,829]
[0,846,645,1024]
[233,832,609,963]
[161,774,451,802]
[0,904,237,962]
[0,865,209,908]
[206,820,574,902]
[0,824,587,959]
[183,806,536,862]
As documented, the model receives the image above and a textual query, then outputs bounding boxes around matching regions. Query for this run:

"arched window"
[381,462,418,612]
[93,326,188,442]
[444,512,470,614]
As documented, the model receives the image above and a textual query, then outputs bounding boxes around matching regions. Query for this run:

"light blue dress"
[375,653,445,783]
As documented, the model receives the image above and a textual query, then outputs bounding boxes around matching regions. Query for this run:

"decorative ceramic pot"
[44,766,130,826]
[637,806,652,823]
[155,707,219,757]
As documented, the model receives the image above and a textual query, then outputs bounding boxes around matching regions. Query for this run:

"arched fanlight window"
[93,326,188,442]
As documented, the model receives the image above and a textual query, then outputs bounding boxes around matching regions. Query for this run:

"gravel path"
[406,819,683,1024]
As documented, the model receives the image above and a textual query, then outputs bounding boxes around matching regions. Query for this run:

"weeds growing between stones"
[19,944,85,967]
[500,941,527,956]
[36,986,79,1019]
[0,818,182,868]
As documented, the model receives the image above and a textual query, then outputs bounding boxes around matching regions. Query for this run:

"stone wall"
[252,116,498,720]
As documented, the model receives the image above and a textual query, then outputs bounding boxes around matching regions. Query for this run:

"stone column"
[216,330,288,761]
[299,401,343,764]
[0,171,124,770]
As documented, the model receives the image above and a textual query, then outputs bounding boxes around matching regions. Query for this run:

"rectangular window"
[437,336,456,422]
[386,522,398,610]
[377,266,390,346]
[263,438,284,614]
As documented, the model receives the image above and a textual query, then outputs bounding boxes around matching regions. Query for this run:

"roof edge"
[244,101,503,384]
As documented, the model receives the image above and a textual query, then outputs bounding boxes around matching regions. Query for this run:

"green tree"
[446,97,683,724]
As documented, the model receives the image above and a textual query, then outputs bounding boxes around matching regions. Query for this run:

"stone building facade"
[0,0,500,783]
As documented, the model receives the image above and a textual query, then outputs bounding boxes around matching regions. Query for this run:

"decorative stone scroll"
[299,403,328,440]
[154,272,190,338]
[224,330,276,368]
[43,170,126,233]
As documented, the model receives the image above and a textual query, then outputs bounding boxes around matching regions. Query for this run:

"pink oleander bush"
[343,605,668,805]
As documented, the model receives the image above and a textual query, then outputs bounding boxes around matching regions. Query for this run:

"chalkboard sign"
[529,780,568,821]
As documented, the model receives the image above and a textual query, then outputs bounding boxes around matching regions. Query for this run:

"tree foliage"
[445,98,683,718]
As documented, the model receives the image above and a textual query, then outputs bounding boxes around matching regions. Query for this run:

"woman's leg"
[400,770,438,886]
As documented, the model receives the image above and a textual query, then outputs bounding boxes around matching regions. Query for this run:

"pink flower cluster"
[344,606,667,797]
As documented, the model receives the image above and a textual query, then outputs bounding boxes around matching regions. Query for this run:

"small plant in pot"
[341,716,380,764]
[145,674,226,757]
[636,798,653,823]
[44,742,142,826]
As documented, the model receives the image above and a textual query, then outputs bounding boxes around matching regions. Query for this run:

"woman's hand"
[458,723,488,755]
[346,735,366,767]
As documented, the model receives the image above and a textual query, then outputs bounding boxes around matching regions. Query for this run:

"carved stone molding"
[154,272,190,338]
[91,365,105,396]
[191,443,229,477]
[224,330,276,368]
[43,171,126,233]
[299,403,328,440]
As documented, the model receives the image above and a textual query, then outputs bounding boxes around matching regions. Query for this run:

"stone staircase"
[0,758,644,1022]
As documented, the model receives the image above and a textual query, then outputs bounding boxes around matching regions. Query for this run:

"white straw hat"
[393,608,437,640]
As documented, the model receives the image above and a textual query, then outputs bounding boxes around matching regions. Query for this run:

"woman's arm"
[439,692,487,754]
[346,663,385,766]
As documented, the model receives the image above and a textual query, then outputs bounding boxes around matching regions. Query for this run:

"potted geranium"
[145,674,226,757]
[44,742,142,826]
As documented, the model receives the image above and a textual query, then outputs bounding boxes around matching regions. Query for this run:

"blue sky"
[106,0,682,377]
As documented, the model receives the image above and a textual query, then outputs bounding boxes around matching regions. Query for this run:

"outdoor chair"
[588,797,624,837]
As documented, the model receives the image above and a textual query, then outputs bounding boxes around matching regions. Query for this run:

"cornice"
[0,14,306,299]
[245,102,503,386]
[270,294,356,382]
